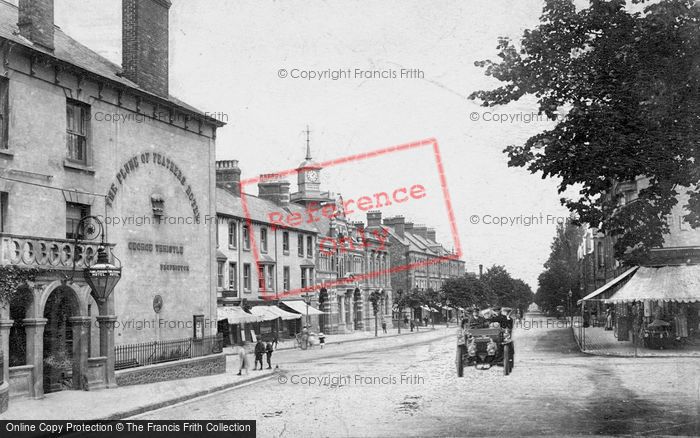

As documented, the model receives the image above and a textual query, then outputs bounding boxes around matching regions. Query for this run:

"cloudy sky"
[50,0,577,290]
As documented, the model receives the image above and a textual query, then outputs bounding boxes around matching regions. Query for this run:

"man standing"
[236,343,249,376]
[265,342,274,369]
[254,339,265,370]
[381,320,387,334]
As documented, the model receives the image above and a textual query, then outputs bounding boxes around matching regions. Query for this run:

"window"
[301,268,307,288]
[243,225,250,250]
[0,77,8,149]
[66,202,90,239]
[298,235,304,257]
[258,265,266,290]
[283,232,289,253]
[66,100,89,163]
[267,265,275,292]
[597,241,605,268]
[243,264,251,291]
[228,221,237,248]
[228,262,237,291]
[307,236,313,257]
[0,192,7,232]
[260,227,268,253]
[217,261,225,288]
[283,266,290,290]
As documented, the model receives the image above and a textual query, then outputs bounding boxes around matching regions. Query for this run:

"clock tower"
[291,126,333,207]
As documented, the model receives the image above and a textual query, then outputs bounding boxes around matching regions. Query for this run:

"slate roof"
[216,187,319,234]
[0,1,223,126]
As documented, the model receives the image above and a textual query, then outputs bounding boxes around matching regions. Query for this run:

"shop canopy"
[279,300,325,315]
[217,306,260,324]
[249,306,281,322]
[577,266,639,305]
[605,265,700,304]
[419,305,440,313]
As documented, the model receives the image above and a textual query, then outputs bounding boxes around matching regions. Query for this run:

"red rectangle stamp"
[239,137,462,300]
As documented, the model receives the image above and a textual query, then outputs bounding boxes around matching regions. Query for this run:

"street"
[132,314,700,437]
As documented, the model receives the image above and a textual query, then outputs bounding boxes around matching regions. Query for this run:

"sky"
[49,0,576,291]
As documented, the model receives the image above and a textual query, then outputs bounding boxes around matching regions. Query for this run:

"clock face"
[307,170,319,182]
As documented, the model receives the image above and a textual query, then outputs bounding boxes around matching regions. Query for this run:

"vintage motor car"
[456,323,514,376]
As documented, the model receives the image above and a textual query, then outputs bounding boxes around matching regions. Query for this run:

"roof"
[0,1,223,126]
[578,267,639,304]
[605,265,700,303]
[217,187,319,234]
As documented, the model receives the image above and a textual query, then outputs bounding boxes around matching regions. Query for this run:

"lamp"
[72,216,122,303]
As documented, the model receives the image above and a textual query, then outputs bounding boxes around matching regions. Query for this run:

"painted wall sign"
[127,241,184,255]
[105,152,201,222]
[160,264,190,272]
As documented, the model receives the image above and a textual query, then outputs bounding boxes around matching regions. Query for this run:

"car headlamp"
[486,340,497,356]
[467,341,477,356]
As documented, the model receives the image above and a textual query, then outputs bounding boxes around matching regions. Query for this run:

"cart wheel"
[456,346,464,377]
[503,344,510,376]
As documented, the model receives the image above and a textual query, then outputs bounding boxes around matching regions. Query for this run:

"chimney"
[426,228,436,242]
[404,222,414,233]
[18,0,55,51]
[122,0,171,97]
[258,173,290,206]
[413,225,428,239]
[383,216,405,238]
[216,160,241,196]
[352,221,365,233]
[367,210,382,228]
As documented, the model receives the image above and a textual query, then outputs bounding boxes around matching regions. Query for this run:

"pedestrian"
[410,320,415,332]
[272,334,279,350]
[381,320,387,334]
[254,339,265,370]
[236,343,249,376]
[318,332,325,348]
[423,316,428,327]
[265,341,273,369]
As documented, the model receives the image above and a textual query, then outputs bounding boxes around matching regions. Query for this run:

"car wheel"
[503,344,510,376]
[456,346,464,377]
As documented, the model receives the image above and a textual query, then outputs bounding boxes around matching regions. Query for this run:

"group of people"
[462,306,514,330]
[236,339,274,375]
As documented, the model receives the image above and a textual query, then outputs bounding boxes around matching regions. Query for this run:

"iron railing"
[114,333,223,370]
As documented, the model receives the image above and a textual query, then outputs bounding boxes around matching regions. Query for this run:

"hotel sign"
[105,152,201,222]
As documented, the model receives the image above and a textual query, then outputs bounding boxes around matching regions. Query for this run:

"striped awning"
[217,306,259,324]
[279,300,325,315]
[577,266,638,305]
[267,305,302,320]
[605,265,700,304]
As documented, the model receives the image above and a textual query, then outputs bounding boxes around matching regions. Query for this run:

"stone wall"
[115,353,225,387]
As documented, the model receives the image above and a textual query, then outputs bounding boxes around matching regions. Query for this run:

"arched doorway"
[42,286,80,393]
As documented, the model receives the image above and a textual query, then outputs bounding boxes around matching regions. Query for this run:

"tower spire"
[305,125,312,160]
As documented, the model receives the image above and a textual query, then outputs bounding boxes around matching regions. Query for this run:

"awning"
[279,300,325,315]
[605,265,700,304]
[217,306,259,324]
[577,266,638,305]
[419,305,440,313]
[249,306,280,322]
[267,306,302,320]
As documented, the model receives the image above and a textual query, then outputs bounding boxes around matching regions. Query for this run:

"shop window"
[66,202,90,239]
[283,232,289,253]
[66,100,89,164]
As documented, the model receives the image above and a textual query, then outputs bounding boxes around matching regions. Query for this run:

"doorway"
[43,286,79,393]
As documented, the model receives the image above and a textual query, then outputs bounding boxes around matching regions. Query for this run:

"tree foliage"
[470,0,700,263]
[535,221,585,313]
[440,267,534,312]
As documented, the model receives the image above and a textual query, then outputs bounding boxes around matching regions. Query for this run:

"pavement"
[0,327,442,421]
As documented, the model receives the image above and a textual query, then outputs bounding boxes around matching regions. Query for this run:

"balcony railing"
[0,233,115,270]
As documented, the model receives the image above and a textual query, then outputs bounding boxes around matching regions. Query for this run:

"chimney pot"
[216,159,241,196]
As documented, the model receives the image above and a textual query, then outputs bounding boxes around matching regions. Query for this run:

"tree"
[470,0,700,263]
[536,221,585,313]
[368,290,385,337]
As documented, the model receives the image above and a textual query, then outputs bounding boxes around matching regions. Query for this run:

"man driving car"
[467,307,486,329]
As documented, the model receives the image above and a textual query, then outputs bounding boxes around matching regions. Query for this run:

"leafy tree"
[441,273,494,309]
[393,289,423,333]
[470,0,700,263]
[368,290,385,337]
[536,221,585,313]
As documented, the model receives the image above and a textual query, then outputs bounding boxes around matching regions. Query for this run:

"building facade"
[0,0,222,408]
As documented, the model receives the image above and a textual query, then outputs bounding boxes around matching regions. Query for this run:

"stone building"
[367,213,465,323]
[214,160,321,342]
[0,0,223,410]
